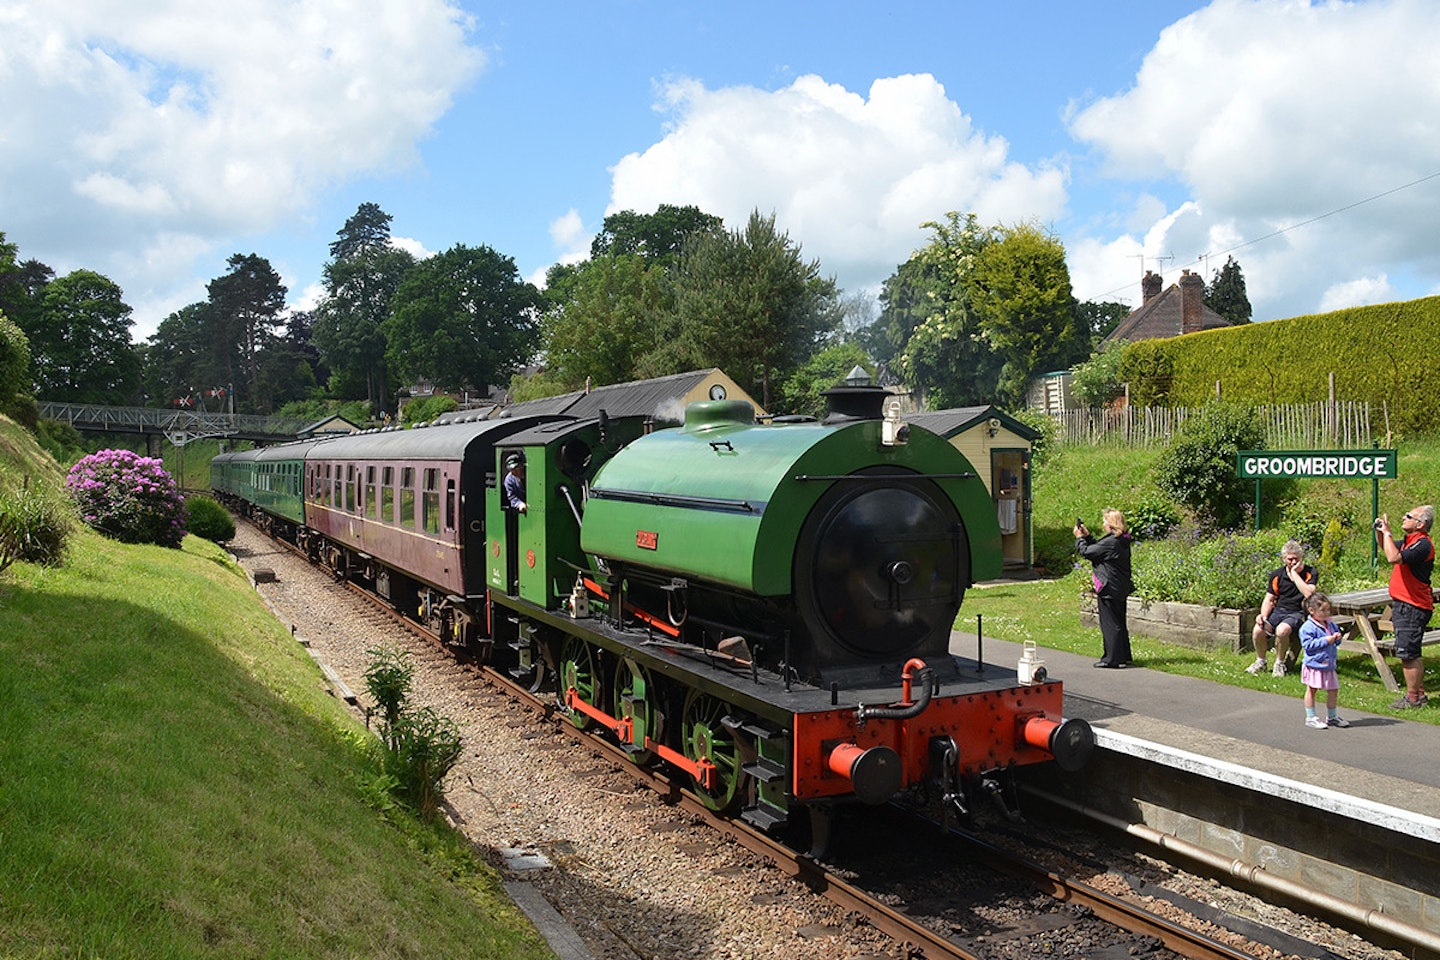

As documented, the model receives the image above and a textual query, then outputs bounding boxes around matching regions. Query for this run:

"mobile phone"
[1076,516,1085,527]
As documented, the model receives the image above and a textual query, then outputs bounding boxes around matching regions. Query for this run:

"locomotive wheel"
[559,636,599,730]
[611,658,659,764]
[681,690,744,812]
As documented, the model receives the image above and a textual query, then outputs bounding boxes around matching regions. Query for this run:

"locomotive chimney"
[821,367,888,424]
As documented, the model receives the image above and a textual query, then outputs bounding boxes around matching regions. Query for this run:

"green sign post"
[1236,448,1397,571]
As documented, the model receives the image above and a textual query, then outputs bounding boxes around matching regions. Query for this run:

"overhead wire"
[1092,168,1440,302]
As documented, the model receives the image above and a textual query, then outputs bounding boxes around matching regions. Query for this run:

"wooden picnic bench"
[1326,586,1440,692]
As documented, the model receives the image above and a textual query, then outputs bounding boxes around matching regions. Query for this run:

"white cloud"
[1067,0,1440,321]
[547,208,590,266]
[607,73,1069,293]
[0,1,484,337]
[1318,275,1397,313]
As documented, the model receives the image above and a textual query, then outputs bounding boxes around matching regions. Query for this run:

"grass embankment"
[0,418,554,959]
[960,439,1440,724]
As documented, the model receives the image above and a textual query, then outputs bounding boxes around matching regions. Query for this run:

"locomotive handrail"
[792,471,977,481]
[588,487,759,513]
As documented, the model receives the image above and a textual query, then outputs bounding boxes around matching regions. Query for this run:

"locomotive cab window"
[400,467,415,528]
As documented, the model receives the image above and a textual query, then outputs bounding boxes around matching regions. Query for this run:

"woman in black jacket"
[1075,508,1134,669]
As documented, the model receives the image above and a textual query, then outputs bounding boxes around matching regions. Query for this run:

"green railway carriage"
[211,441,318,535]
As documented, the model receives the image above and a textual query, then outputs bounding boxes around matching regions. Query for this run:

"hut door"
[990,449,1031,568]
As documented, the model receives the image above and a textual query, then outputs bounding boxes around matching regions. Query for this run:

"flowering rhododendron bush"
[65,449,188,548]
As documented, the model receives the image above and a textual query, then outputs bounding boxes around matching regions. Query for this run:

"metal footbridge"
[38,402,310,446]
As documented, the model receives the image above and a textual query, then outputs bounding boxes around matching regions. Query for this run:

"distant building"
[298,415,361,438]
[1104,269,1230,344]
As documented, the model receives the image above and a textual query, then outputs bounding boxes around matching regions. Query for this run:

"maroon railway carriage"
[302,414,568,643]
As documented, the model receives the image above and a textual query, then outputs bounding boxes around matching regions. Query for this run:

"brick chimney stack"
[1142,270,1162,304]
[1180,269,1204,334]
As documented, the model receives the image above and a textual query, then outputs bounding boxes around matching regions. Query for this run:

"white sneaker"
[1245,659,1266,675]
[1305,716,1328,729]
[1272,659,1287,678]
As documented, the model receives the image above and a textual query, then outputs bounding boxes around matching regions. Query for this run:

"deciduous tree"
[664,211,839,410]
[31,270,139,403]
[384,244,542,396]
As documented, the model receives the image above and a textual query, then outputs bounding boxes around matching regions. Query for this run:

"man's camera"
[1374,518,1384,530]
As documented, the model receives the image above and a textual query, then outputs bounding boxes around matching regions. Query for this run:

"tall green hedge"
[1119,296,1440,435]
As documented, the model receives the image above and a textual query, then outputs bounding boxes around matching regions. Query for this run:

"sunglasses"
[1405,513,1417,521]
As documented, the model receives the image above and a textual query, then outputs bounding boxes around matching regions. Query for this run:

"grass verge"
[0,516,555,958]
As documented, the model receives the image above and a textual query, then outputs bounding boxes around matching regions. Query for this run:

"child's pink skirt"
[1301,665,1338,690]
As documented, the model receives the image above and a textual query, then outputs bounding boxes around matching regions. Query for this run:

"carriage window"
[445,478,456,531]
[381,466,395,522]
[325,464,333,506]
[400,467,415,528]
[346,465,356,512]
[422,469,440,534]
[367,465,378,519]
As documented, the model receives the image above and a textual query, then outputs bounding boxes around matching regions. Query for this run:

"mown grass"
[0,417,554,960]
[961,437,1440,724]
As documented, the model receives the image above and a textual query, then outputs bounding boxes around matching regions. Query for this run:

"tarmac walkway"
[958,632,1440,825]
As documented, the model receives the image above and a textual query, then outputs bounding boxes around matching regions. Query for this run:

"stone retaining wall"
[1080,595,1260,653]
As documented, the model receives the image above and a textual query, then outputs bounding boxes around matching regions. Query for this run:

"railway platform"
[960,631,1440,945]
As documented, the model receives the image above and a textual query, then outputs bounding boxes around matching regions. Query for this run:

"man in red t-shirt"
[1376,504,1435,709]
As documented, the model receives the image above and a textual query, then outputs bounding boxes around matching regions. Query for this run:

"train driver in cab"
[503,453,528,514]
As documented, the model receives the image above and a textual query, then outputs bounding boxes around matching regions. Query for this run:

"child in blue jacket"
[1299,592,1349,729]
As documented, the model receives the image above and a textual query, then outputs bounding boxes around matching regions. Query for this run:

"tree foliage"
[896,212,1003,409]
[314,203,414,416]
[1077,300,1131,345]
[384,245,542,395]
[207,254,287,401]
[31,270,140,403]
[776,343,873,419]
[541,253,672,390]
[1205,256,1252,326]
[589,204,723,261]
[966,222,1087,407]
[666,211,839,410]
[0,309,30,408]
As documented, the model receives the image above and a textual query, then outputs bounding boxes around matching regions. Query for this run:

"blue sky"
[4,0,1439,342]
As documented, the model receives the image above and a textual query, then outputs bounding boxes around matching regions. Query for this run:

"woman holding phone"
[1074,508,1135,669]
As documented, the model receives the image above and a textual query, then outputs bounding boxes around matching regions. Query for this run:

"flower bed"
[1080,593,1260,653]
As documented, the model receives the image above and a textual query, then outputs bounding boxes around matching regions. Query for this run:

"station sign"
[1236,449,1396,480]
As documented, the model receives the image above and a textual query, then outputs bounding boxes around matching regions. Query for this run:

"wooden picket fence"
[1050,400,1377,448]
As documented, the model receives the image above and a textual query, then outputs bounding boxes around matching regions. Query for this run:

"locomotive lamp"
[882,396,909,446]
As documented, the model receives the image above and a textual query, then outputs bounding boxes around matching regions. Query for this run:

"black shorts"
[1264,608,1305,636]
[1391,600,1433,661]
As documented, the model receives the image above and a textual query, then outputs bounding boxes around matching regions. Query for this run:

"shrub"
[0,478,72,575]
[384,707,463,819]
[1154,403,1264,530]
[0,311,30,408]
[1125,493,1180,540]
[65,449,188,548]
[184,494,236,543]
[362,647,461,819]
[400,394,458,426]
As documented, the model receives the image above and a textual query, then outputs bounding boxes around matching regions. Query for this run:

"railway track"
[247,520,1263,960]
